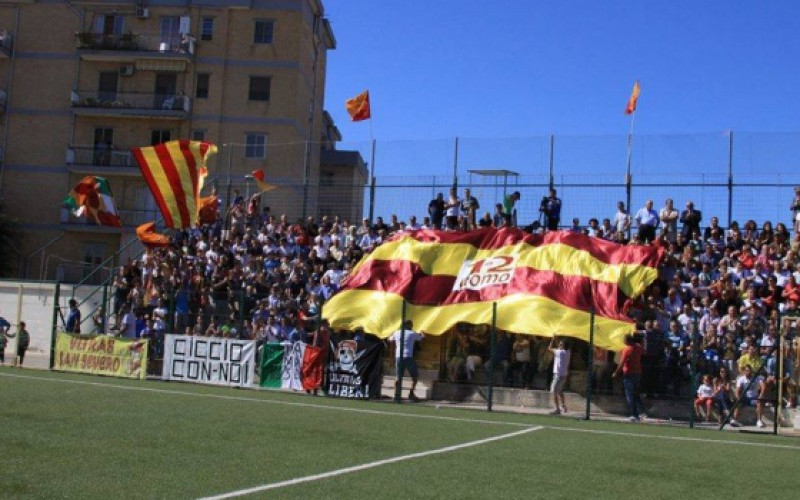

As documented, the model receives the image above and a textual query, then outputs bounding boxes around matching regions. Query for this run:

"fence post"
[394,300,407,403]
[689,314,700,429]
[727,131,734,228]
[101,284,108,334]
[487,302,497,412]
[584,308,595,420]
[49,281,61,369]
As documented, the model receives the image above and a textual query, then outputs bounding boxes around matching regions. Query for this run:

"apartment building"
[0,0,357,281]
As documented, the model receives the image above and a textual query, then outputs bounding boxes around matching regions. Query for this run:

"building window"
[254,20,274,44]
[160,16,181,47]
[245,133,267,159]
[83,242,107,267]
[151,130,171,145]
[248,77,271,101]
[196,73,210,99]
[93,14,124,35]
[201,17,214,41]
[191,130,206,142]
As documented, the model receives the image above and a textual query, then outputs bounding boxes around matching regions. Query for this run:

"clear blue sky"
[324,0,800,141]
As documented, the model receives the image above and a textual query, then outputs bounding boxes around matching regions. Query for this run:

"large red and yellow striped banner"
[132,140,218,229]
[323,228,663,350]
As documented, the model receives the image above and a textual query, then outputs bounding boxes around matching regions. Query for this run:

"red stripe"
[153,144,192,228]
[386,229,663,268]
[178,141,199,218]
[133,147,175,228]
[341,259,631,321]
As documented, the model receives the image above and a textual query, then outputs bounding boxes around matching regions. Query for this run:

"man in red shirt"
[613,334,645,422]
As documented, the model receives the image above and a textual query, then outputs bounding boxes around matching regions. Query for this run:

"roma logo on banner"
[54,332,147,379]
[322,228,663,351]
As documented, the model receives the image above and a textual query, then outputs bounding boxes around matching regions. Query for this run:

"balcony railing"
[75,32,195,56]
[71,90,191,113]
[66,145,134,168]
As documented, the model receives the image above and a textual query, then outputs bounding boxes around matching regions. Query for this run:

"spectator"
[428,193,445,230]
[680,201,702,238]
[461,188,480,230]
[65,299,81,333]
[613,201,631,240]
[390,320,424,401]
[540,188,561,231]
[660,198,679,243]
[548,337,570,415]
[634,200,658,244]
[504,191,521,227]
[614,334,645,422]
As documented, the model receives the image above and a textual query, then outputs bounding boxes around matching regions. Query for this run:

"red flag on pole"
[625,80,641,115]
[345,90,371,122]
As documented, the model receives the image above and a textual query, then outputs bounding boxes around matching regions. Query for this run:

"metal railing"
[66,145,133,168]
[74,32,195,55]
[70,90,191,113]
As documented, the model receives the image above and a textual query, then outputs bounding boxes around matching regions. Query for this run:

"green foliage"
[0,203,22,277]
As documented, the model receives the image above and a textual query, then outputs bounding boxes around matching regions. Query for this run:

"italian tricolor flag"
[64,176,122,227]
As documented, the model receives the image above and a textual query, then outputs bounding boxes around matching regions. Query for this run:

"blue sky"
[324,1,800,141]
[320,1,800,226]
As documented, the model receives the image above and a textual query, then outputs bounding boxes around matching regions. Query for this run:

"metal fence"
[209,132,800,231]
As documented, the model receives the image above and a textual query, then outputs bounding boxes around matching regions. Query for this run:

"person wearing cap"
[503,191,521,228]
[389,320,424,401]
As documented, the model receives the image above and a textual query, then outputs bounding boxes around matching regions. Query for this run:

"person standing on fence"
[65,299,81,334]
[461,188,480,230]
[549,337,570,415]
[444,187,461,231]
[634,200,659,244]
[503,191,521,227]
[614,333,645,422]
[428,193,445,230]
[791,186,800,236]
[390,319,424,401]
[659,198,679,243]
[680,201,703,239]
[540,188,561,232]
[613,201,632,241]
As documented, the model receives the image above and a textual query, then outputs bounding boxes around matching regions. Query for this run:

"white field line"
[198,426,545,499]
[3,371,800,452]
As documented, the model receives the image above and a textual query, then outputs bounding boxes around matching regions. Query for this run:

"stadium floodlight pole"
[394,300,407,404]
[452,136,459,191]
[625,112,635,242]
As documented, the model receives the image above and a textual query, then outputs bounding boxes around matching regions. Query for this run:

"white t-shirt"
[552,348,570,377]
[736,374,761,399]
[696,383,714,398]
[390,329,424,358]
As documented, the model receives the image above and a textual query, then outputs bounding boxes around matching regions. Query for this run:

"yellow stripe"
[140,146,182,225]
[352,235,657,298]
[165,141,197,224]
[323,290,634,351]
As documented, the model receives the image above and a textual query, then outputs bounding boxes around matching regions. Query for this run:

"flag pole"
[625,109,636,236]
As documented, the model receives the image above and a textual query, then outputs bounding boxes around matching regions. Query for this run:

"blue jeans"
[623,374,644,418]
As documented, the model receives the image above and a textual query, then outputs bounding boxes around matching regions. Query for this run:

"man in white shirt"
[613,201,631,239]
[549,337,570,415]
[634,199,659,243]
[389,320,424,401]
[659,198,679,243]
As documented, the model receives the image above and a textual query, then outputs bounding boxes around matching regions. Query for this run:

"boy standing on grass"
[549,337,570,415]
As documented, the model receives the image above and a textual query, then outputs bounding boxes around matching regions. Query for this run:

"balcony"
[71,90,191,120]
[75,32,195,62]
[66,145,140,177]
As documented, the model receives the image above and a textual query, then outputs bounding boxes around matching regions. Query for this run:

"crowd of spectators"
[100,187,800,412]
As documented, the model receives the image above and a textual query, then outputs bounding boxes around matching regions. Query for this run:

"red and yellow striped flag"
[322,228,662,350]
[345,90,371,122]
[132,140,218,229]
[625,80,641,115]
